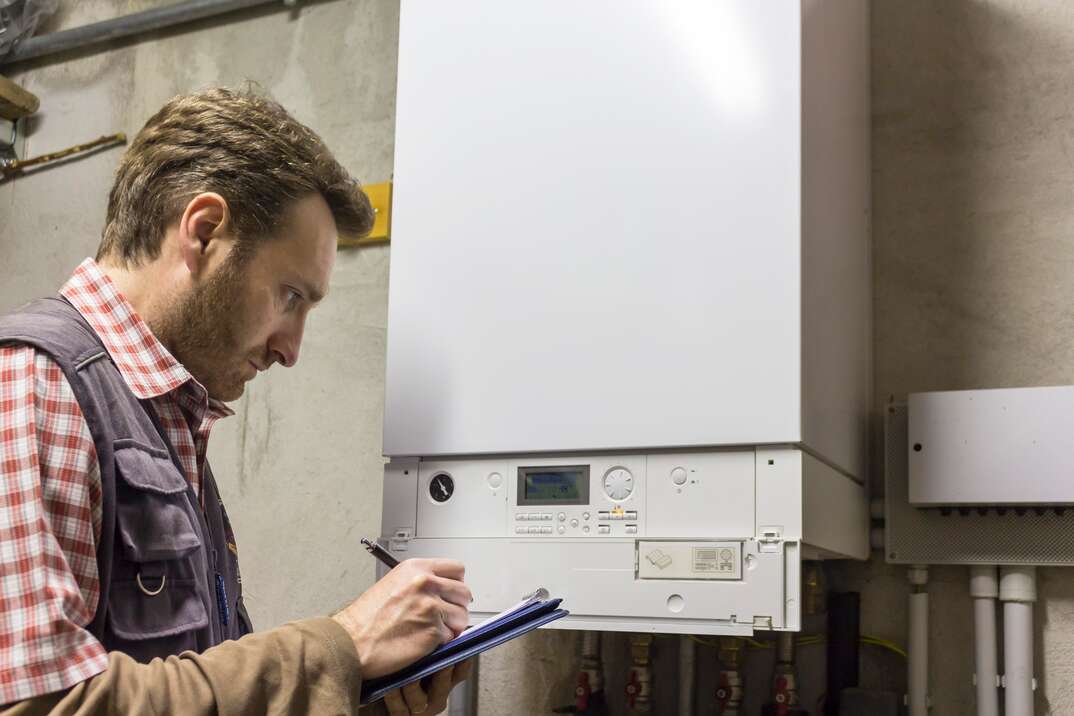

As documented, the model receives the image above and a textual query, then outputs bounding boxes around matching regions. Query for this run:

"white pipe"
[1000,566,1037,716]
[907,565,929,716]
[970,566,999,716]
[679,635,695,716]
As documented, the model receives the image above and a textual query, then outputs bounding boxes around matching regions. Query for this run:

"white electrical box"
[381,0,870,634]
[909,387,1074,505]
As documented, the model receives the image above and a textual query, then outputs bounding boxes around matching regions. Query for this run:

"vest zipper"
[213,547,230,628]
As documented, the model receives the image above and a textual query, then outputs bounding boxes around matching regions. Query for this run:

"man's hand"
[381,660,473,715]
[332,558,472,679]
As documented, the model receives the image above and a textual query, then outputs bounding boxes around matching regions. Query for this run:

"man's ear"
[177,192,233,277]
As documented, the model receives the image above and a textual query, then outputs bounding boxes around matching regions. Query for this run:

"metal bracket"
[0,117,17,167]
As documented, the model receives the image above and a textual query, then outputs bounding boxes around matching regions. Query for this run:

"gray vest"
[0,296,251,661]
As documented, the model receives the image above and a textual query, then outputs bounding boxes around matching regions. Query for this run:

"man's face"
[156,194,338,401]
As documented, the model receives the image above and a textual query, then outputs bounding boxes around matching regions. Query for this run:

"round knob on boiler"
[603,467,635,501]
[671,467,688,486]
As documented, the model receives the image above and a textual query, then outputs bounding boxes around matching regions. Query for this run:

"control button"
[598,511,610,519]
[598,525,611,535]
[542,512,553,521]
[570,518,579,528]
[488,472,503,488]
[558,512,567,522]
[557,525,566,534]
[625,524,638,534]
[671,467,688,486]
[583,512,591,521]
[541,526,553,534]
[625,511,638,520]
[583,525,590,533]
[516,514,525,521]
[515,526,527,534]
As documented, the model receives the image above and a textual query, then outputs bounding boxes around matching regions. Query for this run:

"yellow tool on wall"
[340,180,391,248]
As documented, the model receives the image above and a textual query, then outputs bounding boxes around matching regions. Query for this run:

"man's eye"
[285,289,302,309]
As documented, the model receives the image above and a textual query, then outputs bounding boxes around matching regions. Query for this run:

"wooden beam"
[0,74,40,120]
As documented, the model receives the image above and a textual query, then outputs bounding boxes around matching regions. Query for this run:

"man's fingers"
[452,658,473,685]
[428,559,465,581]
[440,602,470,637]
[426,667,455,714]
[437,615,455,645]
[402,681,429,714]
[383,688,410,716]
[425,575,473,608]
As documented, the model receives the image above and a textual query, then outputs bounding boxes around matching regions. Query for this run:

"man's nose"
[268,323,303,368]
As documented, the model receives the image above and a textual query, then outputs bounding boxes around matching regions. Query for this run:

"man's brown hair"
[97,87,373,265]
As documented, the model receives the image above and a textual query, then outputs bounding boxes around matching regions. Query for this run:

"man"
[0,88,470,715]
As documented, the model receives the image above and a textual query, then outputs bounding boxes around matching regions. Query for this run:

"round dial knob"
[603,467,634,501]
[429,473,454,503]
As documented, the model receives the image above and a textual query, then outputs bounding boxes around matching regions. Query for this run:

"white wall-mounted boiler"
[380,0,871,635]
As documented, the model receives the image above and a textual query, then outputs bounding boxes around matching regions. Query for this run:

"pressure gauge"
[429,473,455,503]
[603,467,634,501]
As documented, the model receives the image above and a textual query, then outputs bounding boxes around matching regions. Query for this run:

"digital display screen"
[517,465,590,505]
[526,472,582,501]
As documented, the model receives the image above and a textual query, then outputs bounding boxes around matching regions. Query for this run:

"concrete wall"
[6,1,1074,714]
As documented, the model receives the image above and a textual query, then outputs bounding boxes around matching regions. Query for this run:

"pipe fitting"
[870,527,885,551]
[1000,566,1037,603]
[970,565,999,599]
[907,564,929,587]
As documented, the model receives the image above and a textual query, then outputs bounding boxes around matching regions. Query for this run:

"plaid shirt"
[0,259,232,704]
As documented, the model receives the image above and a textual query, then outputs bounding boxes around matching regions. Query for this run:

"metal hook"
[136,572,167,596]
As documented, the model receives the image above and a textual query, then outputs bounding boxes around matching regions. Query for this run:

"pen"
[361,537,401,569]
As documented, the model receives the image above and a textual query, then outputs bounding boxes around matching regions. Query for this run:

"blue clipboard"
[431,597,562,659]
[359,602,569,705]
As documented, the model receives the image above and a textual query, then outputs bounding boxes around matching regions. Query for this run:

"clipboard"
[359,592,569,705]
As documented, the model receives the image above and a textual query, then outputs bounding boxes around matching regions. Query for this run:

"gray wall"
[5,1,1074,714]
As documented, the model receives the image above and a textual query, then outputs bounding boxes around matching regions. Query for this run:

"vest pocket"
[108,445,209,660]
[108,575,209,639]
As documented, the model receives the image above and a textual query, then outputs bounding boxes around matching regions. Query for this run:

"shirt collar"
[60,258,233,417]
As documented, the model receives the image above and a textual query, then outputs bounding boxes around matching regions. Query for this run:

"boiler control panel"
[380,448,865,635]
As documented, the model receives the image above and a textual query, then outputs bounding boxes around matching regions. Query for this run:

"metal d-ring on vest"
[136,572,166,596]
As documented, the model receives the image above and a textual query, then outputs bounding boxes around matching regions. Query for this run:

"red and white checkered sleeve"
[0,345,108,706]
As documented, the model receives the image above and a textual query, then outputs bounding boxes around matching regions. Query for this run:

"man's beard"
[151,254,253,402]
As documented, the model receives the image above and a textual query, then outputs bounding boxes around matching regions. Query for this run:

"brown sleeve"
[1,617,380,716]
